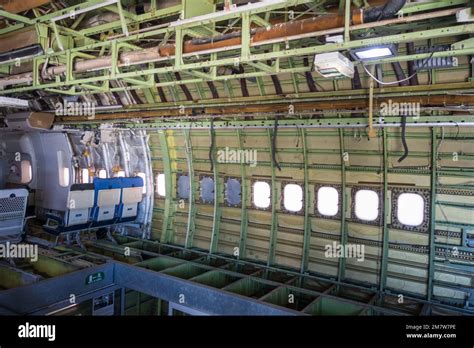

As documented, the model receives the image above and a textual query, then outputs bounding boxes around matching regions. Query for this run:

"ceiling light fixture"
[313,52,354,79]
[350,44,397,61]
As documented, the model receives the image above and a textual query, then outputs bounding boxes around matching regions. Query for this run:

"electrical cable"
[398,114,408,163]
[361,52,435,86]
[209,118,215,172]
[361,52,435,162]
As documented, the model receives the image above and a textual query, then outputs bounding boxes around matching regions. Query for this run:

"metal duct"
[5,112,54,131]
[0,0,50,13]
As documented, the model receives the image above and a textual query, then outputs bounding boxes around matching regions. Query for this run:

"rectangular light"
[350,44,397,61]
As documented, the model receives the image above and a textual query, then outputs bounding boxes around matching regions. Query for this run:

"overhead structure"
[0,0,472,323]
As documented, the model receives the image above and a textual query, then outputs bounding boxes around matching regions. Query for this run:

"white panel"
[98,189,121,207]
[122,187,143,204]
[66,208,89,226]
[97,206,115,221]
[121,203,138,218]
[68,190,94,209]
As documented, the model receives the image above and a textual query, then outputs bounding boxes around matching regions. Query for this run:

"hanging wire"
[209,118,215,172]
[361,52,435,86]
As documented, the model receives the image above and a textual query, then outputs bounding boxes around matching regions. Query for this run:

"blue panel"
[200,176,214,204]
[91,178,122,222]
[225,178,241,206]
[178,175,190,200]
[120,177,144,189]
[93,177,122,192]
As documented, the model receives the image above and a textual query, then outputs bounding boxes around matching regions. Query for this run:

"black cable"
[209,119,215,172]
[398,114,409,163]
[363,0,406,22]
[272,116,282,171]
[375,1,390,21]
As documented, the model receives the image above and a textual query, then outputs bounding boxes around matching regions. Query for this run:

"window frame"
[176,172,191,201]
[281,181,304,215]
[98,169,107,179]
[351,186,382,225]
[155,172,166,198]
[390,188,430,232]
[251,179,272,211]
[20,159,32,184]
[199,174,215,205]
[81,168,90,184]
[314,184,341,219]
[57,150,70,187]
[224,176,242,208]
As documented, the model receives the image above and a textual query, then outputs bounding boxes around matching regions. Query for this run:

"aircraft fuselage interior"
[0,1,473,342]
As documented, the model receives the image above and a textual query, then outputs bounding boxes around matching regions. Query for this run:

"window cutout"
[98,169,107,179]
[21,160,32,184]
[61,168,70,187]
[57,151,70,187]
[200,177,214,204]
[397,193,424,226]
[225,178,241,206]
[317,187,339,216]
[81,168,90,184]
[137,172,146,194]
[283,184,303,212]
[156,173,166,197]
[355,189,379,221]
[178,175,190,200]
[253,181,270,209]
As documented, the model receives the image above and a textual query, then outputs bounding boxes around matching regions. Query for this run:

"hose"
[363,0,407,22]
